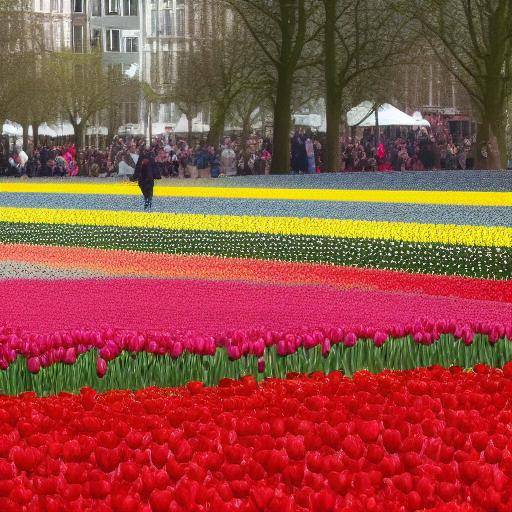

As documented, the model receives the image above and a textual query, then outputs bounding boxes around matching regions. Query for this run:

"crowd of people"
[0,129,274,179]
[0,119,486,178]
[338,119,477,172]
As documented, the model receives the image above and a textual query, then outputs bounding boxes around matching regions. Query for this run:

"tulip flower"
[96,357,107,378]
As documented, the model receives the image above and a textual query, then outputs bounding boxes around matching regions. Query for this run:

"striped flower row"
[0,207,509,247]
[0,222,508,279]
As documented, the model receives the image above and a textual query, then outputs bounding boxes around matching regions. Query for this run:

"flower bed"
[1,367,512,511]
[0,175,511,393]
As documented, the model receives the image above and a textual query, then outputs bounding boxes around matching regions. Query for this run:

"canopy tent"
[86,126,109,136]
[174,114,210,134]
[2,121,22,137]
[50,122,75,137]
[347,101,430,127]
[118,124,144,135]
[293,114,322,129]
[28,123,58,138]
[151,122,175,136]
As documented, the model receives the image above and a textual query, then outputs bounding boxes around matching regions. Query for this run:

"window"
[162,9,174,36]
[151,9,159,35]
[106,29,120,51]
[176,8,185,36]
[125,37,138,52]
[74,0,83,12]
[123,0,137,16]
[106,0,119,14]
[50,0,58,11]
[91,28,102,48]
[91,0,101,16]
[73,25,84,52]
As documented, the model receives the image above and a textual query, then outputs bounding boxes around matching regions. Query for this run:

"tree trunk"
[21,122,29,153]
[323,0,341,172]
[270,71,292,174]
[241,113,252,172]
[72,122,84,153]
[32,123,40,150]
[476,118,505,170]
[187,116,193,146]
[207,104,226,147]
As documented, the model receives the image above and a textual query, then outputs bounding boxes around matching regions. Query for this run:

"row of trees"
[216,0,512,171]
[2,0,511,169]
[0,0,135,152]
[163,0,511,171]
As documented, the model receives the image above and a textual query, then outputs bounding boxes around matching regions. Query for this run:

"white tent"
[28,123,58,138]
[294,114,322,128]
[86,126,109,136]
[2,121,22,137]
[347,101,430,127]
[50,122,75,137]
[174,114,210,134]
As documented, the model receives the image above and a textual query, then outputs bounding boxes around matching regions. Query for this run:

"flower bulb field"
[0,170,511,511]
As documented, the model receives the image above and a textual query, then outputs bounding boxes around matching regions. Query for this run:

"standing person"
[17,148,28,175]
[291,130,305,174]
[305,133,316,174]
[208,146,221,178]
[133,146,161,211]
[220,142,237,176]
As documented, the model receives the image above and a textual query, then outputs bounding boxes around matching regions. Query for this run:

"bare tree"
[401,0,512,168]
[321,0,413,172]
[195,3,259,147]
[163,50,209,144]
[51,50,126,151]
[224,0,321,173]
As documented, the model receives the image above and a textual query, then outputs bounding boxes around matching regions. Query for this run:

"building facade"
[143,0,191,127]
[31,0,73,51]
[71,0,88,52]
[86,0,145,130]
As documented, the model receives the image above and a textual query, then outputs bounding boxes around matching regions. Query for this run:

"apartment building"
[143,0,230,127]
[31,0,73,51]
[71,0,88,52]
[143,0,190,126]
[87,0,145,129]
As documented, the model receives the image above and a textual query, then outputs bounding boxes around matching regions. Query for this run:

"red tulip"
[149,489,173,512]
[382,429,402,453]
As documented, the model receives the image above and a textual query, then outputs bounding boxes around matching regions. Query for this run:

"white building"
[31,0,73,51]
[143,0,190,127]
[87,0,145,130]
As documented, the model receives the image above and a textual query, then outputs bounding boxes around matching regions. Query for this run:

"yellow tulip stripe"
[0,207,509,247]
[0,181,510,207]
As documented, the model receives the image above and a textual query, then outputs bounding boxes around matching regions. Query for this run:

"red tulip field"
[0,174,510,510]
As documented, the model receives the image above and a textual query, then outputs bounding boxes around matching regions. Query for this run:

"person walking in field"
[133,146,161,211]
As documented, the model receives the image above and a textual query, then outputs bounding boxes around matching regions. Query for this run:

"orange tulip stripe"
[0,244,509,303]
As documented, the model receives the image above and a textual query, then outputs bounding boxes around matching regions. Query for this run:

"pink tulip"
[227,345,241,360]
[252,338,265,358]
[343,332,357,347]
[373,331,388,348]
[96,357,107,378]
[257,357,265,374]
[322,338,331,358]
[170,342,184,359]
[27,357,41,374]
[303,334,316,350]
[63,348,77,365]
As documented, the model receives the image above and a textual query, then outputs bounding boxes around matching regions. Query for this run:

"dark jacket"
[134,153,161,185]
